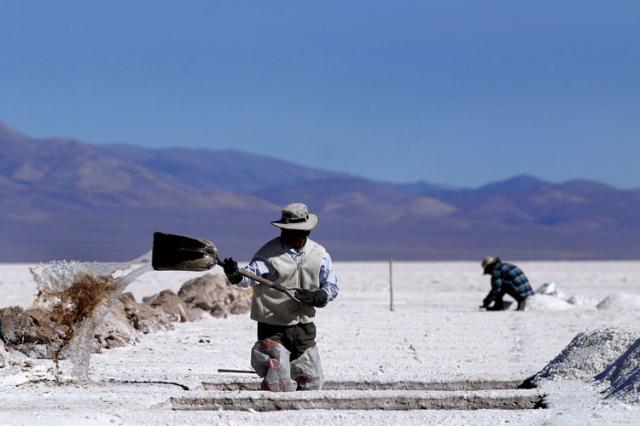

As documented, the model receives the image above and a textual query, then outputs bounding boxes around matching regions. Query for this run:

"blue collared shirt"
[236,239,339,304]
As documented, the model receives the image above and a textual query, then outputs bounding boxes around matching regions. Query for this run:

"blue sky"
[1,1,639,188]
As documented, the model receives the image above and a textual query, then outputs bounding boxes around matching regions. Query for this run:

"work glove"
[295,288,328,307]
[222,257,242,284]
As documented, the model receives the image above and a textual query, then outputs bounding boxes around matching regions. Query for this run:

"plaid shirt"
[485,262,534,302]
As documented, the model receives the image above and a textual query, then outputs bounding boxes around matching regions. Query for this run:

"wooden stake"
[389,257,394,311]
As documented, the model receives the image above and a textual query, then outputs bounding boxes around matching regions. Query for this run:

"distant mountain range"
[1,122,639,261]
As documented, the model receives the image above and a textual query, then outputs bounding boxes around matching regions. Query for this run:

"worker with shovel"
[222,203,339,392]
[480,256,534,311]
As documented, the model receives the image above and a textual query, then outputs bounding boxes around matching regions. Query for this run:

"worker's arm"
[222,257,278,287]
[318,252,339,303]
[482,274,502,307]
[237,257,278,287]
[295,252,339,308]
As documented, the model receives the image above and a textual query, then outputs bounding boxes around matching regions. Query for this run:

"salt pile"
[596,338,640,403]
[565,294,599,306]
[525,294,574,311]
[524,282,577,311]
[0,339,26,368]
[596,293,640,311]
[536,282,568,300]
[533,328,640,383]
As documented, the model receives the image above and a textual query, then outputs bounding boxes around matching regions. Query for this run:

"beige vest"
[250,237,326,326]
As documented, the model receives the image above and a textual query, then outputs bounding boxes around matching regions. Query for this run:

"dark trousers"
[494,285,528,311]
[257,322,317,361]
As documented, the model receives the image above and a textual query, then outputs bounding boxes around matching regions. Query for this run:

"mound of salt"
[535,282,568,300]
[596,293,640,311]
[596,338,640,403]
[525,294,574,311]
[566,295,599,307]
[533,328,640,383]
[0,339,27,368]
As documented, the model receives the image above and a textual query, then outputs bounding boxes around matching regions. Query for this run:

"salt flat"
[2,261,640,425]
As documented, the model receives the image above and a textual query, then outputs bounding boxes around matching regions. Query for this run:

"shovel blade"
[152,232,219,271]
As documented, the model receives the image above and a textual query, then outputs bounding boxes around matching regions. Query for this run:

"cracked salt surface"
[2,261,640,424]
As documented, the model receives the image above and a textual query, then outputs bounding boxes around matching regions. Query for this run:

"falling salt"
[29,252,153,381]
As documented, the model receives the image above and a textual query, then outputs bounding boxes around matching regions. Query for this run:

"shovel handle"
[238,269,276,287]
[215,258,275,286]
[215,259,297,299]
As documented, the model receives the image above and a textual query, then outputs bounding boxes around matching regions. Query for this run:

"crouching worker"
[222,203,338,392]
[480,256,534,311]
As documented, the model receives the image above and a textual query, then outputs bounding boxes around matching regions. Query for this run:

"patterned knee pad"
[250,339,297,392]
[290,345,324,390]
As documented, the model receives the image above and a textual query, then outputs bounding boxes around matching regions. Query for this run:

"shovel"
[151,232,298,300]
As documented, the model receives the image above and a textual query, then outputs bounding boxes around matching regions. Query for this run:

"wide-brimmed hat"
[271,203,319,231]
[481,256,501,275]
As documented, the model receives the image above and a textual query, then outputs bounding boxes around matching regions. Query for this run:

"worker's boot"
[290,345,324,391]
[487,299,505,311]
[250,339,297,392]
[517,297,528,311]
